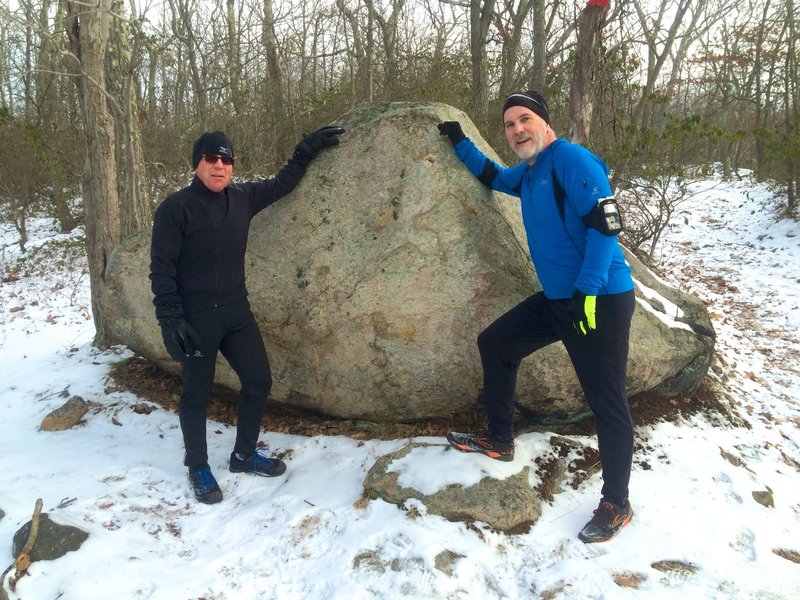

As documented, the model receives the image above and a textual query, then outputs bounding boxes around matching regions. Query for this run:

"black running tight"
[478,290,635,503]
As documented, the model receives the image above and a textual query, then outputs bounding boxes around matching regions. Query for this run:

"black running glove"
[159,317,204,361]
[437,121,465,145]
[293,125,346,165]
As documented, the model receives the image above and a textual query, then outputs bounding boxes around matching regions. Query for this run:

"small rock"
[12,513,89,561]
[40,396,88,431]
[434,550,465,576]
[0,507,5,520]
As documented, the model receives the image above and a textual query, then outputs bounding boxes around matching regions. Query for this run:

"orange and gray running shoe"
[446,428,515,462]
[578,499,634,543]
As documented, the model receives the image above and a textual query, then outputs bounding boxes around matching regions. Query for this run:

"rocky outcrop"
[363,443,541,532]
[105,101,714,423]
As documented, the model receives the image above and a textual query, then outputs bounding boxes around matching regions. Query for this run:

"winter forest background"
[1,1,799,597]
[0,0,798,349]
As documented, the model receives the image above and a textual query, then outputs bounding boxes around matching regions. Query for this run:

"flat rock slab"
[363,442,541,533]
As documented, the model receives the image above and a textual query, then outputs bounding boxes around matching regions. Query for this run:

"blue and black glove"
[159,317,204,362]
[437,121,465,145]
[568,290,597,335]
[293,125,346,165]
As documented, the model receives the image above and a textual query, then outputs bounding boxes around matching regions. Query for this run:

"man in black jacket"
[150,127,344,504]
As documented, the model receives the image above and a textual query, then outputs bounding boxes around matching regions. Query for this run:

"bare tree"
[108,0,149,236]
[567,0,609,144]
[529,0,546,92]
[783,0,798,212]
[369,0,406,97]
[262,0,290,157]
[470,0,495,121]
[494,0,534,99]
[64,0,122,346]
[630,0,695,128]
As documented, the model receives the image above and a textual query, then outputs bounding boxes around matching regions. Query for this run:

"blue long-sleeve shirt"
[453,136,633,299]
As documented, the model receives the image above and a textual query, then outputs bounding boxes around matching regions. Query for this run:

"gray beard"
[512,145,540,161]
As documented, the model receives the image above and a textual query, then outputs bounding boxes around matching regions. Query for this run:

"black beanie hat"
[501,91,550,125]
[192,131,234,169]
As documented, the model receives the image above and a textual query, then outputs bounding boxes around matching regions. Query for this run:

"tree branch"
[0,498,44,594]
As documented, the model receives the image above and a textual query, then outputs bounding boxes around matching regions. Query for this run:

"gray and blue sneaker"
[229,448,287,477]
[188,464,223,504]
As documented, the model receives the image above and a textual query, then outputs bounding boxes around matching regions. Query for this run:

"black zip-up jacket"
[150,160,306,319]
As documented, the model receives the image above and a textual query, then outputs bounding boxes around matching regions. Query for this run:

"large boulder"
[105,102,714,423]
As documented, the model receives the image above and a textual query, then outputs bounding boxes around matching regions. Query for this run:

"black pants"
[180,299,271,468]
[478,290,635,503]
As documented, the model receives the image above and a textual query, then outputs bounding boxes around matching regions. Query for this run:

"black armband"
[478,161,498,189]
[581,196,623,235]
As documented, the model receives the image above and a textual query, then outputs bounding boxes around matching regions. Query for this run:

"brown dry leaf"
[651,559,700,575]
[773,548,800,564]
[9,306,24,313]
[720,448,743,467]
[112,417,123,426]
[132,403,155,415]
[612,571,646,588]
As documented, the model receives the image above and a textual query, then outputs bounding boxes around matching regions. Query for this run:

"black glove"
[437,121,465,145]
[293,125,346,165]
[568,290,597,336]
[159,317,204,362]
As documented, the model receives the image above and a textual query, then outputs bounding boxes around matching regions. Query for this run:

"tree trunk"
[568,1,609,145]
[470,0,495,123]
[65,0,122,348]
[262,0,289,159]
[785,0,798,214]
[373,0,405,98]
[108,0,149,237]
[497,0,534,99]
[227,0,244,116]
[530,0,546,92]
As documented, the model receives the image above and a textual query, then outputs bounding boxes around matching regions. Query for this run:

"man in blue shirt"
[438,91,635,543]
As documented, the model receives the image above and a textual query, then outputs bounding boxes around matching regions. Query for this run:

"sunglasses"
[201,154,234,166]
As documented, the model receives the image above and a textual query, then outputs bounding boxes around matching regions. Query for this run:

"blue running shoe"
[188,464,223,504]
[229,448,287,477]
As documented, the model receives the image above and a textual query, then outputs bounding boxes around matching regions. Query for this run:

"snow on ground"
[1,170,799,599]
